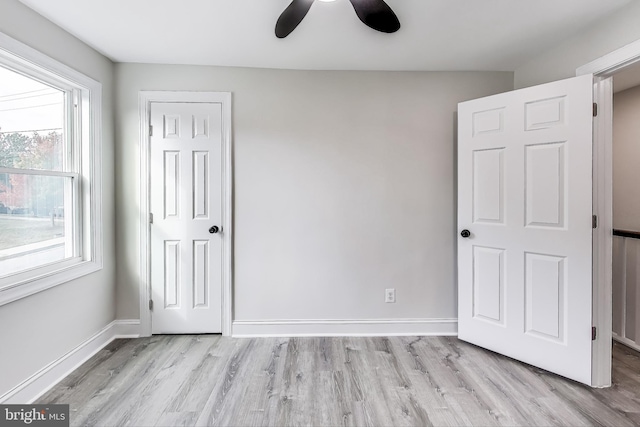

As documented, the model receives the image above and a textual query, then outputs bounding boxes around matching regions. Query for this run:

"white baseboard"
[113,319,142,338]
[613,332,640,353]
[0,319,140,404]
[232,318,458,337]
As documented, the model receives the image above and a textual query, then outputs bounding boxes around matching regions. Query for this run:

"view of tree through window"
[0,65,72,277]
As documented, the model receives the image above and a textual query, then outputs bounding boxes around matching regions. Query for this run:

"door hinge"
[149,213,153,224]
[149,299,154,311]
[593,102,598,117]
[149,125,153,136]
[592,215,598,229]
[592,326,597,341]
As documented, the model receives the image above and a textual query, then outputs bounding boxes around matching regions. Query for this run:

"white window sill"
[0,259,102,306]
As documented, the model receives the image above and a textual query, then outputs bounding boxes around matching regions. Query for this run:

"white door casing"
[457,74,594,385]
[150,101,224,334]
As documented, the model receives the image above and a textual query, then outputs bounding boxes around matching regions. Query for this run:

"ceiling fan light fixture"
[275,0,400,39]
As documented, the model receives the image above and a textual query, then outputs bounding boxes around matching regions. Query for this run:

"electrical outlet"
[385,288,396,303]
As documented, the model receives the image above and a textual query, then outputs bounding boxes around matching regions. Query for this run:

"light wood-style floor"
[39,336,640,426]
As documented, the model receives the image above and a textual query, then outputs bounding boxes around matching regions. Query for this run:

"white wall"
[115,64,513,329]
[613,85,640,232]
[514,1,640,89]
[0,0,115,398]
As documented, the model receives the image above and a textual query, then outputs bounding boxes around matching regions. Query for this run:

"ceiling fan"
[275,0,401,38]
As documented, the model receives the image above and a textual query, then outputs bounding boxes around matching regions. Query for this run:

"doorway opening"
[579,38,640,387]
[609,64,640,353]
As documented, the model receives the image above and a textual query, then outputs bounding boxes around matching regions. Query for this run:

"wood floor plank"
[123,336,223,427]
[41,338,156,406]
[398,337,468,426]
[56,336,185,426]
[259,339,291,427]
[423,337,502,426]
[155,411,199,427]
[220,338,283,427]
[91,336,196,426]
[342,337,395,427]
[194,338,258,427]
[539,372,635,426]
[367,337,433,427]
[444,339,562,426]
[37,335,640,427]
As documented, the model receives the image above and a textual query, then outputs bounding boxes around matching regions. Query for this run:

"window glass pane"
[0,173,73,278]
[0,66,65,171]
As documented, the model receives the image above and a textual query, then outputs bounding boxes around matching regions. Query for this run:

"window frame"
[0,32,103,306]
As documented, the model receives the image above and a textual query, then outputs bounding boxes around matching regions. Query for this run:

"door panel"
[525,142,566,228]
[458,74,593,385]
[151,102,223,334]
[163,240,180,308]
[473,148,505,224]
[524,252,565,341]
[163,151,180,218]
[193,240,210,308]
[472,246,505,325]
[193,151,209,219]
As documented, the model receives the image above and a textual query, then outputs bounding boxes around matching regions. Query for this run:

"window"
[0,32,102,305]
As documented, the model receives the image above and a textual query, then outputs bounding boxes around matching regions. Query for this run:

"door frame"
[577,38,640,387]
[138,91,233,337]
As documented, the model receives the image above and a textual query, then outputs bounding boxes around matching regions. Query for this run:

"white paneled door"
[458,75,594,385]
[150,102,223,334]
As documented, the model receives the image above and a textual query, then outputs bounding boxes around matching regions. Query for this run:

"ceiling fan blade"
[276,0,315,38]
[348,0,400,33]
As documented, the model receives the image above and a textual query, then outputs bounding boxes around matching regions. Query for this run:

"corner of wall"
[514,1,640,89]
[0,320,140,404]
[0,0,117,402]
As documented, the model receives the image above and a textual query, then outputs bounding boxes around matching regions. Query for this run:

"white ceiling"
[19,0,634,71]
